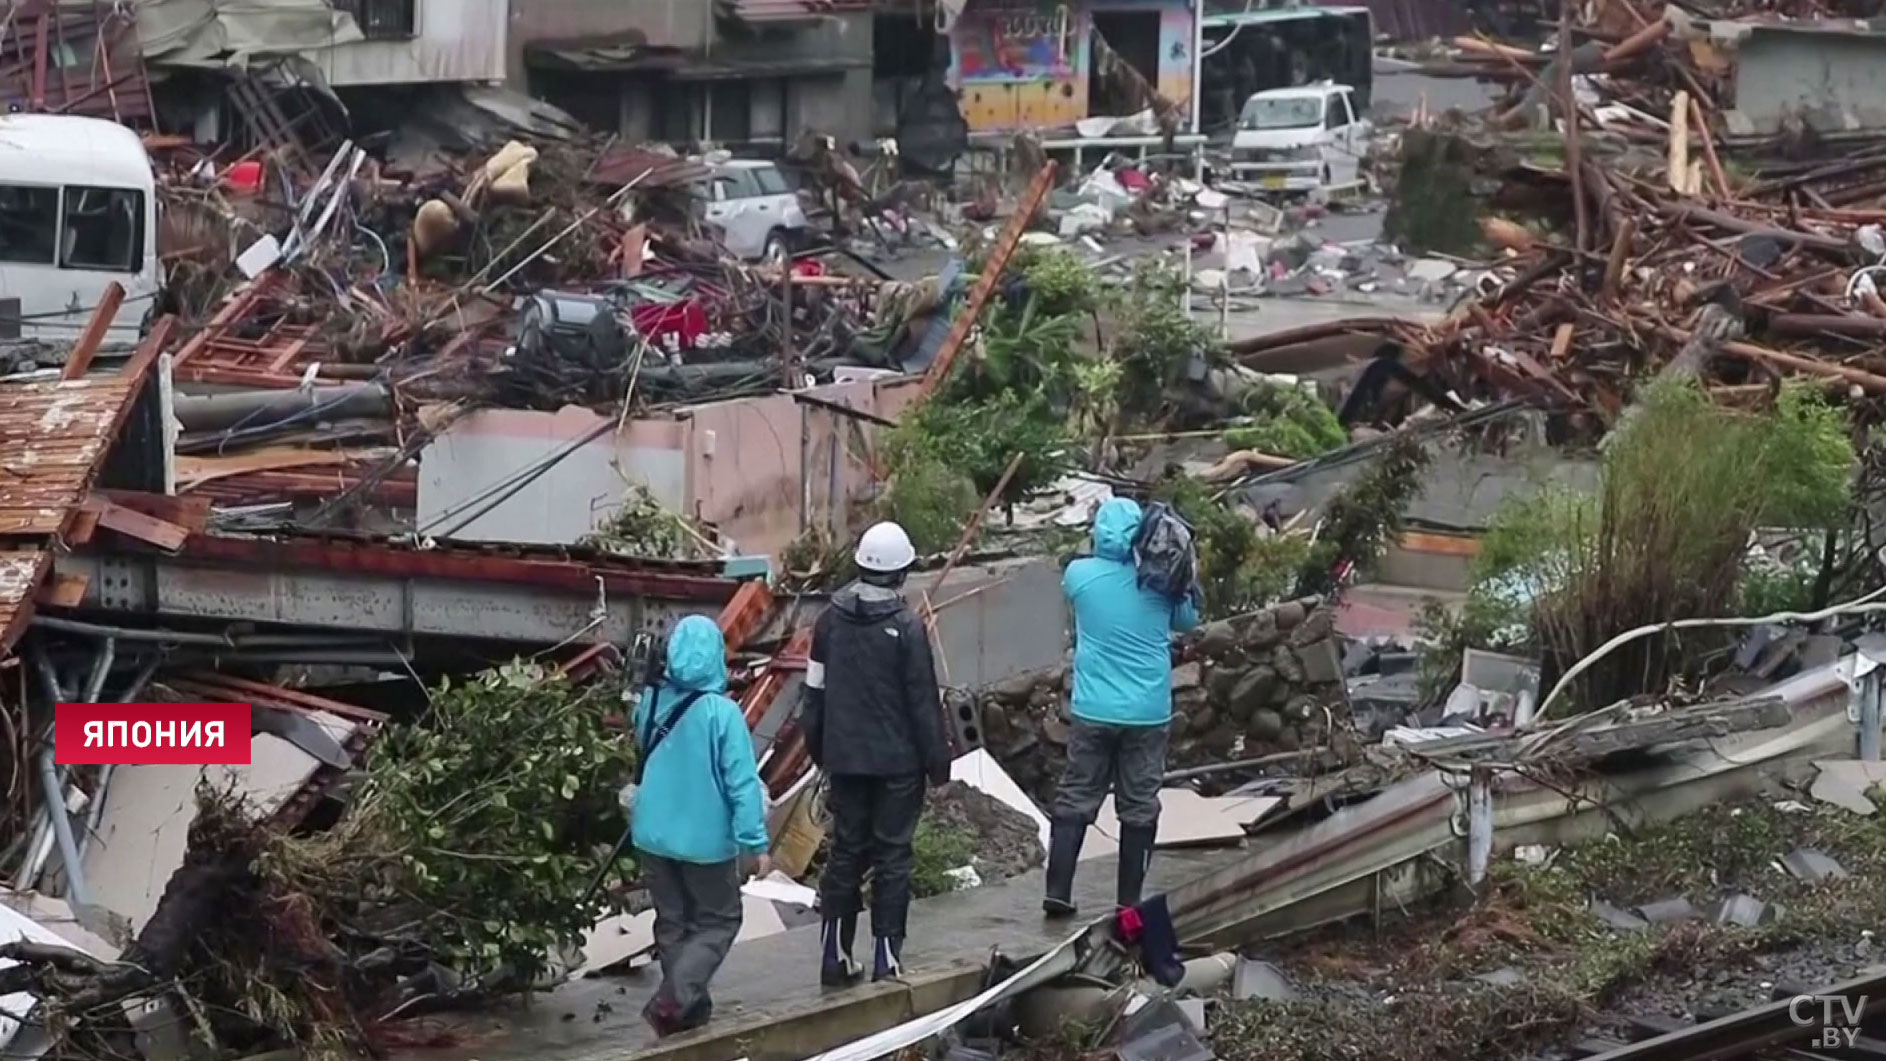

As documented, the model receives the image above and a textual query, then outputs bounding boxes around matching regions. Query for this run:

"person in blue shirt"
[1043,497,1200,918]
[632,614,771,1037]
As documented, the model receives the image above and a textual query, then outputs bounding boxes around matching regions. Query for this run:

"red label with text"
[54,702,251,765]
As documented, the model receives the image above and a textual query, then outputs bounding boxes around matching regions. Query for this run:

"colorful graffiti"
[948,0,1196,134]
[956,6,1079,81]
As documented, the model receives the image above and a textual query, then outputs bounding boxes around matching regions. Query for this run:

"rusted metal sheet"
[185,467,419,509]
[0,1,156,126]
[0,549,51,657]
[0,321,164,653]
[171,532,745,603]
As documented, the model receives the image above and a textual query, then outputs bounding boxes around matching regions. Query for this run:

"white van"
[1228,82,1372,195]
[0,114,160,342]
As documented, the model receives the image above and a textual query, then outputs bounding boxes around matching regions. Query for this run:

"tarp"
[129,0,364,67]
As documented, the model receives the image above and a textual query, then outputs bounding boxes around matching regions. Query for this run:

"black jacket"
[802,581,949,780]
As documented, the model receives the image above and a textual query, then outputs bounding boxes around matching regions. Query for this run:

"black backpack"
[1131,502,1200,604]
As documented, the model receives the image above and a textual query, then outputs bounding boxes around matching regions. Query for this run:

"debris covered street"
[0,1,1885,1061]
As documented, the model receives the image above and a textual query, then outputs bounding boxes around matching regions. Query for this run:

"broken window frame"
[0,183,59,266]
[334,0,418,41]
[59,185,144,274]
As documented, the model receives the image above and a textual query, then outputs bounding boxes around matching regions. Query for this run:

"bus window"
[0,184,57,265]
[61,186,142,273]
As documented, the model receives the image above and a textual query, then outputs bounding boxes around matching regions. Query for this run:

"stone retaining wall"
[962,597,1358,805]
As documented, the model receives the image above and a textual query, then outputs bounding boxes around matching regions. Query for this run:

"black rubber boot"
[820,915,864,987]
[1117,823,1157,909]
[1043,818,1086,919]
[871,935,905,982]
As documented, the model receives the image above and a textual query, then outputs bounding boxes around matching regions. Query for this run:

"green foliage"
[889,390,1068,508]
[948,292,1085,409]
[1110,259,1216,421]
[1444,380,1857,712]
[1016,246,1101,316]
[579,485,699,559]
[1295,433,1432,598]
[884,448,981,555]
[357,662,635,986]
[1153,476,1309,618]
[1224,383,1348,459]
[909,820,978,900]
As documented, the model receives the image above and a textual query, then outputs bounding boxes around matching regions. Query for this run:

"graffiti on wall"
[956,4,1079,81]
[949,0,1197,133]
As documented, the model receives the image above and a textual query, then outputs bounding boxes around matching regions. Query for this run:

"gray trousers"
[643,854,744,1014]
[1050,719,1169,829]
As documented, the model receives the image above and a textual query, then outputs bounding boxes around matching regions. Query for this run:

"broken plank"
[34,572,87,608]
[61,280,125,380]
[94,489,212,533]
[87,495,189,551]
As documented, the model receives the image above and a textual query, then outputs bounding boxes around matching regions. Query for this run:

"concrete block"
[1810,760,1886,816]
[1633,898,1699,925]
[1712,894,1779,928]
[1232,958,1297,1001]
[1590,898,1649,932]
[1296,639,1344,685]
[1782,848,1849,883]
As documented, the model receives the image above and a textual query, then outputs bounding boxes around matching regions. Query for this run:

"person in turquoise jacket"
[1042,497,1199,918]
[632,614,771,1036]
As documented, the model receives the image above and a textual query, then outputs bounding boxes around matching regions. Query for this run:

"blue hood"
[1092,498,1143,562]
[664,614,729,693]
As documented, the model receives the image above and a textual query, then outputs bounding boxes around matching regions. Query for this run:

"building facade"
[944,0,1198,135]
[514,0,878,149]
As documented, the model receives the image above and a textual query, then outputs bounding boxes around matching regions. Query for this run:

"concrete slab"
[396,850,1237,1061]
[1810,759,1886,815]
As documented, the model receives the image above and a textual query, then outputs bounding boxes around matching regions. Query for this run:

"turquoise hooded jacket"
[1064,498,1201,727]
[631,614,770,865]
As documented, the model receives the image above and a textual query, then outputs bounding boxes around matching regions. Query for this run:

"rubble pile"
[973,599,1355,805]
[1294,5,1886,431]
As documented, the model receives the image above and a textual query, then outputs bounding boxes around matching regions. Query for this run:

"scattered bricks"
[1633,898,1699,925]
[1782,848,1850,884]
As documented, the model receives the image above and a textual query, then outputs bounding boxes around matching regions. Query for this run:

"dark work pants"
[819,772,926,939]
[643,854,744,1016]
[1051,719,1169,829]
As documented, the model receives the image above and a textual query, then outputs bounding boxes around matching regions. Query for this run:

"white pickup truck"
[1227,81,1372,197]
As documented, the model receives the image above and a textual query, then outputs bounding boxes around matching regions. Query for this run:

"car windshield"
[1241,96,1324,130]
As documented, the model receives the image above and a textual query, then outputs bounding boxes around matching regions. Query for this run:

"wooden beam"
[61,280,126,380]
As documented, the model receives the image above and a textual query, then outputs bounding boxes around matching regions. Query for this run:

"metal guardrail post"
[1467,766,1493,886]
[1859,669,1881,762]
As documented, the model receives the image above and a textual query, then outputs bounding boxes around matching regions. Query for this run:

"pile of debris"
[1295,3,1886,431]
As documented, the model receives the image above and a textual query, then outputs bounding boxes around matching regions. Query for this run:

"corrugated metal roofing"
[0,369,151,653]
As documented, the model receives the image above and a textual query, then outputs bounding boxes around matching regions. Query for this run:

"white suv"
[699,160,810,262]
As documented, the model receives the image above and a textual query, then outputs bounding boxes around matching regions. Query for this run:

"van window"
[61,186,143,273]
[0,184,57,265]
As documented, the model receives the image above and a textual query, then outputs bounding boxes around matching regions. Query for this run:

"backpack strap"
[634,690,706,785]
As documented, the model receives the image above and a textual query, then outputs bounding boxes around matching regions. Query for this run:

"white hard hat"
[855,521,916,573]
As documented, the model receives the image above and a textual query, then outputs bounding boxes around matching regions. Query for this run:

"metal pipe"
[33,616,233,646]
[77,655,161,863]
[1861,670,1882,762]
[79,638,115,704]
[172,384,392,434]
[1466,766,1493,886]
[37,745,88,905]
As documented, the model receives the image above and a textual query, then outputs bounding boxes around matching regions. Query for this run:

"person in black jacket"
[802,521,951,987]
